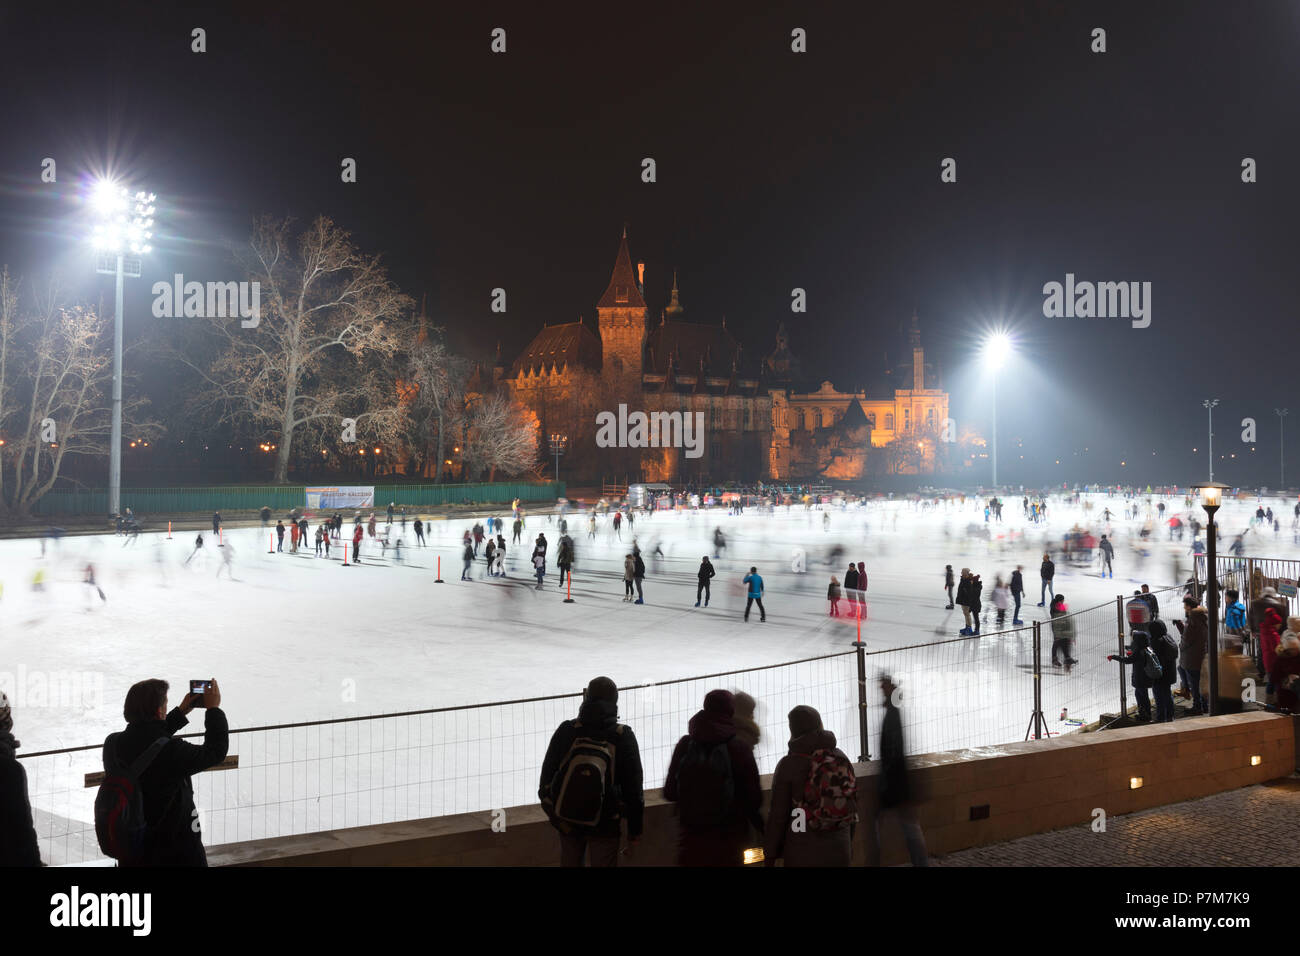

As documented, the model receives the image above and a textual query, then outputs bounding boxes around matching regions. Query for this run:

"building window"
[615,286,629,303]
[867,413,876,428]
[904,408,910,432]
[927,408,934,428]
[885,413,894,431]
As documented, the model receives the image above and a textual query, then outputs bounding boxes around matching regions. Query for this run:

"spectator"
[1109,631,1156,722]
[1148,619,1179,722]
[1173,599,1207,714]
[1223,588,1246,634]
[763,705,857,867]
[732,691,760,751]
[872,675,927,867]
[0,692,41,866]
[1138,584,1160,620]
[106,678,228,866]
[1261,602,1287,705]
[1270,627,1300,713]
[663,690,763,866]
[538,677,643,867]
[1249,586,1287,679]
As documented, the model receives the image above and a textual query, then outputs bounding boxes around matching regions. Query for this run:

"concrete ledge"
[208,712,1295,867]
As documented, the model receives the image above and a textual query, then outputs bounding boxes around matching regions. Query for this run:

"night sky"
[0,0,1295,487]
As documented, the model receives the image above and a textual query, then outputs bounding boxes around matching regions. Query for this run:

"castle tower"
[909,309,924,390]
[596,227,649,388]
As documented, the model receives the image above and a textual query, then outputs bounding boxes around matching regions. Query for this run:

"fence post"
[1116,595,1128,721]
[1030,621,1044,739]
[853,638,870,762]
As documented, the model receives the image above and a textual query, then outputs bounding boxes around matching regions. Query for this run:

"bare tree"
[462,393,539,482]
[177,216,413,483]
[0,269,154,515]
[403,329,470,481]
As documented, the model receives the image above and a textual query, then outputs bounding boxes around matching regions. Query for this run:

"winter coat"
[352,525,364,546]
[1009,570,1023,595]
[968,578,983,612]
[662,696,763,864]
[955,576,972,607]
[1050,604,1074,642]
[538,698,644,839]
[1224,601,1247,631]
[1123,631,1156,689]
[107,707,229,866]
[763,727,854,867]
[276,524,285,540]
[878,704,911,809]
[992,586,1010,611]
[1261,606,1285,677]
[743,573,764,598]
[1040,559,1055,581]
[557,537,573,566]
[1149,620,1179,687]
[1139,592,1160,620]
[0,734,40,866]
[1270,635,1300,711]
[844,567,859,593]
[1178,607,1208,671]
[944,567,954,588]
[732,693,760,751]
[624,556,635,581]
[698,560,716,583]
[828,581,842,601]
[633,554,646,580]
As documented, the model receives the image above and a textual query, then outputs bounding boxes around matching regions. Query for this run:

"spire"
[908,309,921,349]
[598,228,647,309]
[665,269,683,318]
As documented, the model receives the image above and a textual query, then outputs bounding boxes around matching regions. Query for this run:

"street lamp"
[89,178,155,523]
[984,332,1012,489]
[549,433,568,482]
[1276,408,1288,489]
[1202,399,1219,481]
[1193,480,1229,716]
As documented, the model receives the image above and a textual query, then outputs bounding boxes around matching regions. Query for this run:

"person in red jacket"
[663,690,763,866]
[351,522,364,563]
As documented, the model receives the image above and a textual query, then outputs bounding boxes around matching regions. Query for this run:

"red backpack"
[794,749,858,831]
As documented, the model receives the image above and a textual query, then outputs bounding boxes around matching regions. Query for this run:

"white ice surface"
[7,492,1291,861]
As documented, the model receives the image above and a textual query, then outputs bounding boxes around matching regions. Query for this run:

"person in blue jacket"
[742,566,766,622]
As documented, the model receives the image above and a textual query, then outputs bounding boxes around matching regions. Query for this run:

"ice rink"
[6,490,1293,861]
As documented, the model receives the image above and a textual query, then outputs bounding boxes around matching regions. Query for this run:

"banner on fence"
[1280,578,1297,598]
[306,486,375,510]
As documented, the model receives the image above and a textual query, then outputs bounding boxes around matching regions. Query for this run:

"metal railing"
[17,581,1241,865]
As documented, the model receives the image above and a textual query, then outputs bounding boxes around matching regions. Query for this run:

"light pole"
[549,433,568,483]
[1193,480,1228,716]
[984,332,1012,489]
[89,180,154,522]
[1202,399,1219,482]
[1276,408,1288,489]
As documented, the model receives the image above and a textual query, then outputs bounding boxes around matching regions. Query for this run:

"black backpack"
[674,738,735,827]
[94,734,170,863]
[544,721,624,830]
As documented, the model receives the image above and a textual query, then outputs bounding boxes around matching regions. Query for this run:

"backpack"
[794,749,858,831]
[94,734,171,863]
[674,738,735,827]
[544,721,624,830]
[1141,646,1163,681]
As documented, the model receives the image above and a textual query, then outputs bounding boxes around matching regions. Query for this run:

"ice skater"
[1099,534,1114,578]
[216,541,236,580]
[83,563,107,604]
[532,550,546,589]
[352,522,364,563]
[185,532,205,565]
[696,556,715,607]
[742,567,765,622]
[828,575,841,616]
[414,518,425,547]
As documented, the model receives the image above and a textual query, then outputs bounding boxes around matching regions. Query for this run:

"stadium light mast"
[984,332,1012,489]
[89,179,155,523]
[1202,399,1219,482]
[1276,408,1288,489]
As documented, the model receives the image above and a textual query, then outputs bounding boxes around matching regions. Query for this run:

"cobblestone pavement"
[932,776,1300,866]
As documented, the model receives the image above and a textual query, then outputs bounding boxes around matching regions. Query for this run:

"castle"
[474,229,951,483]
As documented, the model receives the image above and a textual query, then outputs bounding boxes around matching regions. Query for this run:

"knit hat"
[702,689,734,716]
[585,676,618,703]
[788,704,823,738]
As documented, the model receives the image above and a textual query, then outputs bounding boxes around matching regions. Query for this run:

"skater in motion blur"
[943,564,954,609]
[695,556,715,607]
[1049,594,1077,670]
[84,563,106,603]
[185,533,204,565]
[1099,534,1114,578]
[216,541,236,580]
[713,527,726,559]
[871,674,929,867]
[414,517,425,547]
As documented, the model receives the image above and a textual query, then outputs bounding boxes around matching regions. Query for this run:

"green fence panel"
[33,481,565,517]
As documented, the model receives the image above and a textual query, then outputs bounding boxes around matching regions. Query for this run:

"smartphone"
[190,679,212,706]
